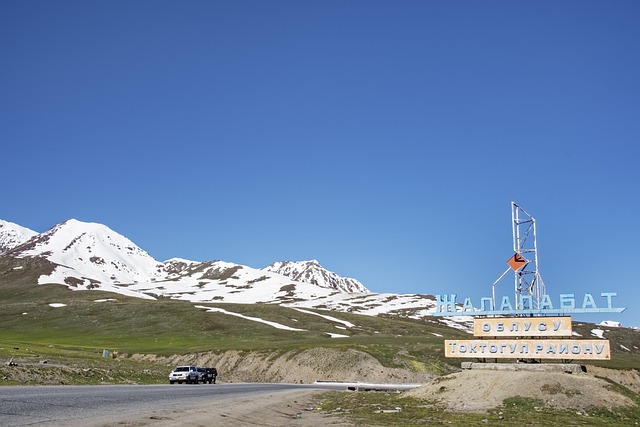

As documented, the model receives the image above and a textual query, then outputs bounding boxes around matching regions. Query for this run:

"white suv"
[169,366,198,384]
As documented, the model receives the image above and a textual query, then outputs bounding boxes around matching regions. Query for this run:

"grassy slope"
[1,255,638,376]
[0,256,467,379]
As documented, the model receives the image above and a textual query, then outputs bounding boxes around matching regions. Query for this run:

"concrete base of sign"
[460,362,585,374]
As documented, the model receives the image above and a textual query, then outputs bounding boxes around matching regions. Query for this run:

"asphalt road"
[0,382,345,426]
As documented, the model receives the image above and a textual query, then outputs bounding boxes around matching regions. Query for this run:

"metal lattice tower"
[492,202,546,311]
[511,202,546,309]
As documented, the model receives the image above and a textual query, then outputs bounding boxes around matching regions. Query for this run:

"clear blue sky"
[2,1,639,327]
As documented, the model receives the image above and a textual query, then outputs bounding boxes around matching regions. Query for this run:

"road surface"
[0,382,347,426]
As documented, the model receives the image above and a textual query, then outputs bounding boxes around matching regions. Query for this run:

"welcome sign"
[461,316,607,359]
[433,295,624,360]
[444,338,611,360]
[432,203,626,362]
[473,316,572,337]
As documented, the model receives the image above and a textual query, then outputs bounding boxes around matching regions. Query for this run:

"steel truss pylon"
[492,202,546,311]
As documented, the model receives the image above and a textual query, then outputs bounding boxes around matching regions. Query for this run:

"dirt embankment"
[406,366,640,413]
[132,347,436,384]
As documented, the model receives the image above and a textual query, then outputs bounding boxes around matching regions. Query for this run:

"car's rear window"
[175,367,189,372]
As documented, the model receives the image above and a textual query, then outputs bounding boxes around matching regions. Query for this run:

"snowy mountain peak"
[0,219,38,254]
[2,218,383,311]
[11,218,164,287]
[262,260,370,293]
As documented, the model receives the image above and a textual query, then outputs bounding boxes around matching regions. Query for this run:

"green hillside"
[1,255,638,385]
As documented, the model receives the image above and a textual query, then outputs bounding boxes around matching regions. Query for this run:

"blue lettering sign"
[433,293,625,316]
[540,294,553,310]
[500,296,513,311]
[437,294,457,313]
[519,295,532,310]
[582,294,597,309]
[601,292,616,309]
[560,294,575,309]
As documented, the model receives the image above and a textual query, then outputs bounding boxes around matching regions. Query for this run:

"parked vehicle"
[196,367,207,383]
[203,367,217,384]
[169,366,198,384]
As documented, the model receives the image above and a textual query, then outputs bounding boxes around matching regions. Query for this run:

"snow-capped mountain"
[263,260,369,293]
[0,219,37,254]
[3,218,370,299]
[2,218,470,331]
[12,219,165,285]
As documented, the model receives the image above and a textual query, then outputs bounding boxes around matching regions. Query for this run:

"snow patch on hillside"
[326,332,350,338]
[195,305,306,331]
[292,308,356,328]
[598,320,621,328]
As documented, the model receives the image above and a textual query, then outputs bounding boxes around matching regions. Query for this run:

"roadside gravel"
[63,390,353,427]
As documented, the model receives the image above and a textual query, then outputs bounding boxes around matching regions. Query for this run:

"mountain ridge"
[0,217,474,332]
[1,217,370,294]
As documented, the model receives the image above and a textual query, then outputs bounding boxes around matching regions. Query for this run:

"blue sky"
[2,1,639,327]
